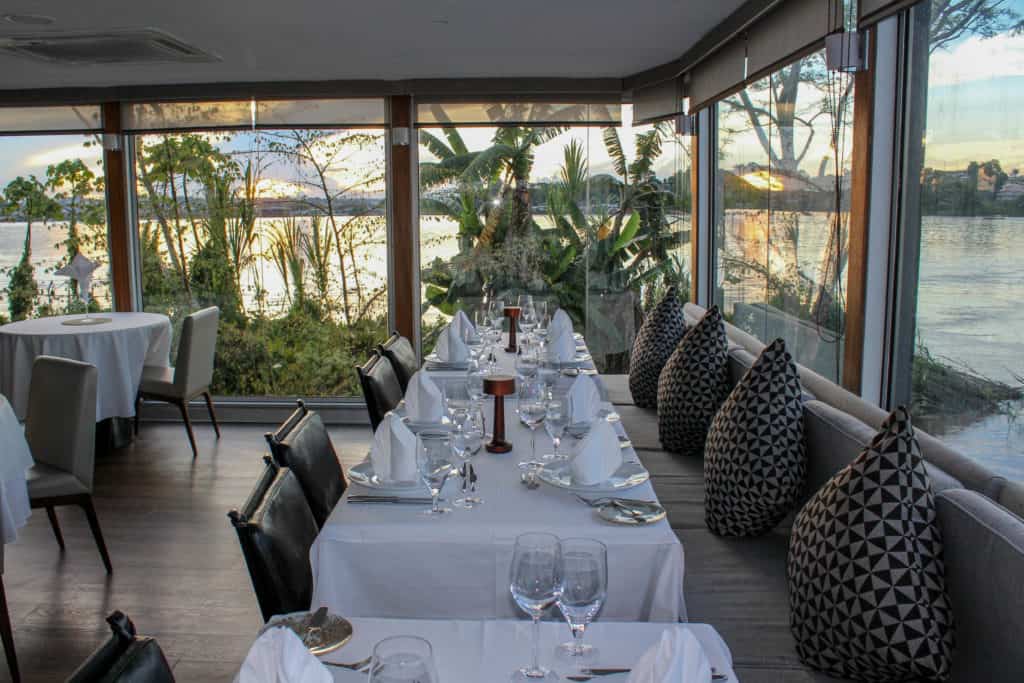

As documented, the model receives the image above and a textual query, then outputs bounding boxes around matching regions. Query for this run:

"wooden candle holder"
[483,375,516,453]
[503,306,521,353]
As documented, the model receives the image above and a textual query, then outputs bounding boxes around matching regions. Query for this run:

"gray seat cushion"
[601,374,634,406]
[139,365,176,396]
[27,462,89,499]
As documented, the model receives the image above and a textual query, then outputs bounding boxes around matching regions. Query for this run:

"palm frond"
[602,128,628,179]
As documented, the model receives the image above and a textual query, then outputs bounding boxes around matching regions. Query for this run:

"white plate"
[424,354,469,371]
[348,460,428,495]
[401,415,452,433]
[535,460,649,493]
[545,353,592,369]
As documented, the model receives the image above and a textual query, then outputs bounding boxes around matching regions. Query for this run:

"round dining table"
[0,312,172,422]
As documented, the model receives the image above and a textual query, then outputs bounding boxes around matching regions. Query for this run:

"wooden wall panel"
[102,102,134,312]
[388,95,416,341]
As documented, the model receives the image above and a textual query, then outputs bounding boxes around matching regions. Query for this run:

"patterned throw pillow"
[656,306,729,456]
[788,407,954,682]
[628,287,687,408]
[704,338,805,536]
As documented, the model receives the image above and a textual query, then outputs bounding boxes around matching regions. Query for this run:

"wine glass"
[510,533,562,682]
[535,300,550,337]
[543,395,569,461]
[517,294,534,310]
[417,432,454,516]
[453,411,485,508]
[444,380,471,428]
[556,538,607,661]
[516,345,539,381]
[368,635,439,683]
[518,379,547,462]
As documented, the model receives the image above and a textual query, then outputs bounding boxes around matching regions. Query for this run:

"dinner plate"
[400,415,453,433]
[424,354,469,371]
[262,610,354,656]
[545,352,593,369]
[596,500,667,525]
[348,460,427,495]
[535,460,649,493]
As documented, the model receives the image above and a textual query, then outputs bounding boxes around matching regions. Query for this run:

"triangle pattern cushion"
[703,338,806,536]
[628,286,687,408]
[656,305,729,456]
[787,406,955,682]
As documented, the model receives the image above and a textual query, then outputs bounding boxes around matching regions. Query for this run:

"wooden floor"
[3,422,373,683]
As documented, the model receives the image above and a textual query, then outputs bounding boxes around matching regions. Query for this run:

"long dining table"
[309,333,686,622]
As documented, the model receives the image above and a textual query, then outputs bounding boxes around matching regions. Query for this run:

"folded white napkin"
[237,625,332,683]
[626,628,712,683]
[370,413,418,482]
[549,308,573,339]
[547,328,577,363]
[0,396,34,481]
[570,419,623,485]
[405,370,445,423]
[568,374,601,424]
[451,309,478,342]
[435,323,469,363]
[54,253,99,305]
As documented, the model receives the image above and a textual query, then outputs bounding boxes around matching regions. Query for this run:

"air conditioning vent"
[0,29,219,64]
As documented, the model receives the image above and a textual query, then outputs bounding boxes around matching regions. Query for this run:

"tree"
[45,159,105,300]
[2,176,61,320]
[929,0,1024,53]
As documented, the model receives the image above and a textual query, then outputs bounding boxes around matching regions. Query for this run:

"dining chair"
[356,351,404,432]
[228,457,318,622]
[0,546,16,683]
[378,332,418,392]
[265,400,347,529]
[66,611,174,683]
[25,355,112,574]
[135,306,221,459]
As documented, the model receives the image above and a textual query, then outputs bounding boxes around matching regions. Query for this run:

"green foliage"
[2,175,62,320]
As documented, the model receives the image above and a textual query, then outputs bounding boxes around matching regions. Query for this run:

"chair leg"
[203,391,221,439]
[134,393,142,435]
[176,399,198,459]
[0,578,18,683]
[45,506,65,550]
[80,496,113,574]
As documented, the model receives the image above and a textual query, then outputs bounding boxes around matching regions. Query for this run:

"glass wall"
[904,0,1024,477]
[0,127,109,321]
[130,101,388,397]
[417,104,691,373]
[713,50,855,383]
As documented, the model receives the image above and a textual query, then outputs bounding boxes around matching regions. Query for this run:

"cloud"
[930,32,1024,86]
[23,140,102,171]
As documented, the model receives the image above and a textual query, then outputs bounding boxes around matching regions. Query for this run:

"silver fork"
[322,654,372,671]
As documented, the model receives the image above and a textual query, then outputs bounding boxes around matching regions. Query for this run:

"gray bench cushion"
[601,374,634,406]
[936,489,1024,682]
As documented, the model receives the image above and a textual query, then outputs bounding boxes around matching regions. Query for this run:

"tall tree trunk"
[136,153,185,282]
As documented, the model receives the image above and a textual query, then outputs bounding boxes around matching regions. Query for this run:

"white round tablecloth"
[0,312,172,422]
[0,395,32,544]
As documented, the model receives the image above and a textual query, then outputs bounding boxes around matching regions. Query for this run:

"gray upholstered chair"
[25,355,112,575]
[136,306,221,459]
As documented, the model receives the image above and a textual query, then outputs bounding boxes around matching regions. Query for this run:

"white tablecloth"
[0,396,33,544]
[0,312,172,421]
[246,618,737,682]
[311,337,686,623]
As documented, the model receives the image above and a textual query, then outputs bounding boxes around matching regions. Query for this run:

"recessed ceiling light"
[432,18,450,25]
[3,14,56,26]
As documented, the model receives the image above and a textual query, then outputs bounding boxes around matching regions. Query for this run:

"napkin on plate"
[549,308,573,339]
[237,625,332,683]
[568,374,601,424]
[405,370,445,423]
[570,419,623,485]
[370,412,418,482]
[626,628,712,683]
[451,309,478,342]
[547,328,577,363]
[435,323,469,363]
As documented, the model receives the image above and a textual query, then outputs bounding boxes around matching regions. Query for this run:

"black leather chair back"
[356,352,403,431]
[66,611,174,683]
[228,458,318,623]
[378,333,418,392]
[266,400,346,529]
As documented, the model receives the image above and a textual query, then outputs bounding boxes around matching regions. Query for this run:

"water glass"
[516,346,539,380]
[489,299,505,331]
[535,300,549,336]
[556,538,607,660]
[510,533,562,682]
[417,432,454,516]
[368,635,439,683]
[443,380,471,427]
[544,395,569,461]
[517,294,534,310]
[518,379,547,461]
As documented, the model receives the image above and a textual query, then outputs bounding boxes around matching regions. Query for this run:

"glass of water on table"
[368,635,439,683]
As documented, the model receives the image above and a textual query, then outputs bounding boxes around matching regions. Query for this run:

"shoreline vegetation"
[912,342,1024,424]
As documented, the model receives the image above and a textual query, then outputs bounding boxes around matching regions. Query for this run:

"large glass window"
[904,0,1024,477]
[130,101,388,397]
[417,104,691,373]
[0,126,109,322]
[713,50,855,383]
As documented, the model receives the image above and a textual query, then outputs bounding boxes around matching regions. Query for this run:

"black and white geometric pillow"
[629,287,687,408]
[788,407,955,682]
[656,306,729,456]
[704,338,806,537]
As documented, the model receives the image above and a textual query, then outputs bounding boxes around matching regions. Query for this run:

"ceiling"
[0,0,745,92]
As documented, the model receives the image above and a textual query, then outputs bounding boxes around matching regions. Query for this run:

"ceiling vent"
[0,29,219,64]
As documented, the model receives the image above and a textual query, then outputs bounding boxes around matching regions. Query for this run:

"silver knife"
[346,496,439,504]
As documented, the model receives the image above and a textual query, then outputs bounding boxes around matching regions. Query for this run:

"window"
[417,104,691,373]
[0,107,109,322]
[902,0,1024,477]
[129,99,389,397]
[713,50,855,383]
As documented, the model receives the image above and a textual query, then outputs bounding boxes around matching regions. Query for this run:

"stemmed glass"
[535,300,550,337]
[516,345,539,381]
[467,363,487,434]
[453,410,485,508]
[518,379,547,463]
[543,394,569,461]
[368,635,439,683]
[510,533,562,682]
[556,538,607,661]
[443,380,471,428]
[417,432,454,516]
